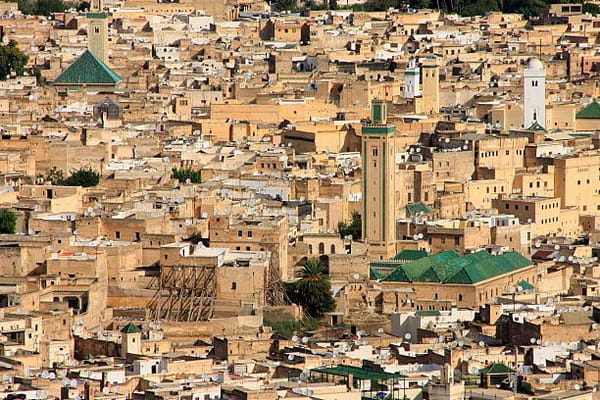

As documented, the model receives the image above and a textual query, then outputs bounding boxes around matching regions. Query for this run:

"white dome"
[527,58,544,71]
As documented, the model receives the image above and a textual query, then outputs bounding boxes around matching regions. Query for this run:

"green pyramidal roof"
[479,363,514,374]
[55,50,121,85]
[121,322,141,333]
[576,100,600,119]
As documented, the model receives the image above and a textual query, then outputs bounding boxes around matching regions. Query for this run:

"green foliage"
[45,166,66,185]
[0,40,28,81]
[584,2,600,15]
[338,211,361,240]
[264,317,319,339]
[363,0,401,11]
[460,0,499,15]
[275,0,299,11]
[172,167,201,184]
[63,167,101,187]
[17,0,66,16]
[290,258,335,318]
[0,209,16,234]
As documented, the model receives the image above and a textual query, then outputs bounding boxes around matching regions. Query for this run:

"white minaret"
[523,58,546,129]
[404,57,421,99]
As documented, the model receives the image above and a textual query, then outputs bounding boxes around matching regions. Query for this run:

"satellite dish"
[536,339,542,345]
[574,384,581,391]
[306,389,314,396]
[301,337,309,344]
[291,336,300,343]
[48,372,56,380]
[102,387,110,395]
[404,333,412,340]
[568,256,574,261]
[470,366,480,374]
[458,340,464,347]
[62,378,70,386]
[378,328,385,334]
[41,371,49,379]
[288,354,295,361]
[353,273,360,280]
[530,338,536,344]
[445,138,450,143]
[554,245,560,250]
[478,341,485,347]
[70,379,78,387]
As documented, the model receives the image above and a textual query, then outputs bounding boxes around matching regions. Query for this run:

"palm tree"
[292,258,335,318]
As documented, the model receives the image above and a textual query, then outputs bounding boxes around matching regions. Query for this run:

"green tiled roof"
[517,279,534,291]
[480,363,513,374]
[86,12,107,18]
[383,250,460,282]
[121,322,141,333]
[526,121,546,132]
[415,310,441,317]
[576,100,600,119]
[382,250,532,285]
[406,202,433,217]
[370,267,385,280]
[393,249,428,261]
[55,50,121,85]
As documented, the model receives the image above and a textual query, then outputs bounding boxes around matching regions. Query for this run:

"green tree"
[338,211,361,239]
[0,40,28,80]
[45,166,66,185]
[291,258,335,318]
[0,209,16,234]
[275,0,299,11]
[584,2,600,15]
[172,167,201,184]
[63,167,100,187]
[363,0,401,11]
[18,0,66,15]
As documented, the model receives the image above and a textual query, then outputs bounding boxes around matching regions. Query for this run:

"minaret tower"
[362,100,397,260]
[404,57,421,99]
[523,58,546,129]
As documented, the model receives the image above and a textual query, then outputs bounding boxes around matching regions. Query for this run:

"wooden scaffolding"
[147,264,216,322]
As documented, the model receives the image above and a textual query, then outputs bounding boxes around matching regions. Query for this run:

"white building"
[523,58,546,129]
[404,57,421,99]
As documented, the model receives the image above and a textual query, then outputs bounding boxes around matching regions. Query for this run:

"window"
[331,244,336,254]
[248,231,253,238]
[237,230,243,237]
[231,282,237,290]
[458,294,463,301]
[115,231,121,239]
[318,242,325,254]
[372,148,378,157]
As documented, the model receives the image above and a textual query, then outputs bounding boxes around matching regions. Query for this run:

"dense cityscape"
[0,0,600,399]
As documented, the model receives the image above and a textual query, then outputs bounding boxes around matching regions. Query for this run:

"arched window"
[318,243,325,254]
[330,244,336,254]
[458,294,463,302]
[308,244,313,254]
